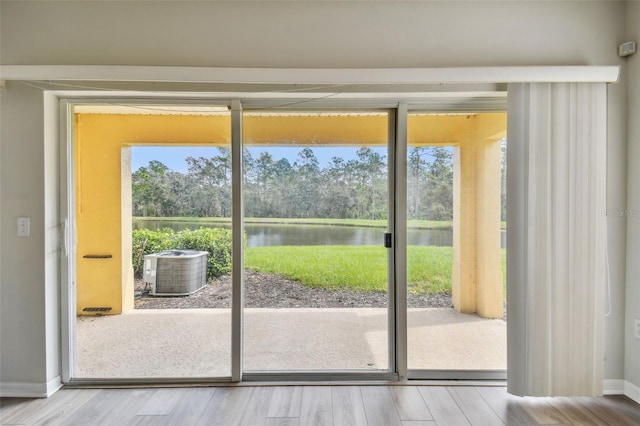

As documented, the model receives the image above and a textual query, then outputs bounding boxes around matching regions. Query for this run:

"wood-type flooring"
[1,385,639,425]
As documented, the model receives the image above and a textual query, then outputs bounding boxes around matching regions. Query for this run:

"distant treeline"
[132,146,479,221]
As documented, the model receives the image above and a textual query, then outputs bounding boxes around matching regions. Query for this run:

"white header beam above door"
[0,65,620,85]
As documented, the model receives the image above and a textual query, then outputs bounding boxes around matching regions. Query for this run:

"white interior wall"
[0,0,633,395]
[604,59,629,389]
[0,83,49,395]
[625,0,640,397]
[0,1,625,68]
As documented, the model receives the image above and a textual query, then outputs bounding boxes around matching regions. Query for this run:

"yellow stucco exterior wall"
[75,113,231,314]
[75,111,506,318]
[244,114,389,145]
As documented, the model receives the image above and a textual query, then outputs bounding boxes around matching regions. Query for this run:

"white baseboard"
[624,380,640,404]
[0,376,61,398]
[603,379,640,404]
[603,379,625,395]
[46,375,62,396]
[0,381,48,398]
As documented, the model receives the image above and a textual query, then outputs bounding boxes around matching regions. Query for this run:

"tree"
[273,158,295,218]
[132,160,170,216]
[186,148,232,217]
[426,147,453,221]
[132,146,456,221]
[292,148,321,217]
[320,156,354,218]
[255,152,276,215]
[408,147,429,220]
[355,147,386,219]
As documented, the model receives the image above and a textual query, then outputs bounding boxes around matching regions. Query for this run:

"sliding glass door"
[242,110,393,373]
[64,100,508,383]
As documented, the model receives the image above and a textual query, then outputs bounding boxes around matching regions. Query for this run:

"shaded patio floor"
[76,308,506,378]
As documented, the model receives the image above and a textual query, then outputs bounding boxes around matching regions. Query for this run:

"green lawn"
[245,245,507,295]
[135,217,507,295]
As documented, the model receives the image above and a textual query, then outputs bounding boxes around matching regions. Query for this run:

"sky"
[131,146,389,173]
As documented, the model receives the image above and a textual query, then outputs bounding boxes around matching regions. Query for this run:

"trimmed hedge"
[133,228,233,280]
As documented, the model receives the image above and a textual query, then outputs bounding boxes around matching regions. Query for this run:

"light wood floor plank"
[140,388,216,426]
[546,397,608,426]
[1,397,42,424]
[25,389,101,426]
[518,397,571,425]
[232,386,274,425]
[194,387,231,425]
[417,387,470,426]
[1,389,99,426]
[2,385,639,426]
[593,396,640,425]
[331,386,368,426]
[1,395,69,425]
[264,418,300,426]
[60,389,155,426]
[389,386,433,421]
[135,388,184,416]
[447,387,504,426]
[133,415,169,426]
[300,386,332,426]
[267,386,303,418]
[587,397,637,426]
[196,386,273,426]
[574,396,640,426]
[474,386,539,426]
[360,386,403,426]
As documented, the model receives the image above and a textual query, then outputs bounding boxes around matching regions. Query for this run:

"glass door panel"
[242,111,391,372]
[73,105,233,379]
[406,112,507,373]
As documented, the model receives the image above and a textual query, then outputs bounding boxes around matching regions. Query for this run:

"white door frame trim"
[1,65,620,85]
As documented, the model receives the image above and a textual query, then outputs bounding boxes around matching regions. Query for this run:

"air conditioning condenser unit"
[143,250,208,296]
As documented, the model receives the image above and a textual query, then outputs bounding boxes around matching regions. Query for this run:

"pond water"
[135,219,507,248]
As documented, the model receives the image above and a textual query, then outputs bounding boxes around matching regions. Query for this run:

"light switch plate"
[17,217,30,237]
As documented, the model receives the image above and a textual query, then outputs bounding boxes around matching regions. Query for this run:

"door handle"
[384,233,393,248]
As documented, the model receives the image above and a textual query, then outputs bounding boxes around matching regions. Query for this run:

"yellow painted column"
[452,135,478,314]
[452,114,505,319]
[75,114,125,314]
[475,122,505,319]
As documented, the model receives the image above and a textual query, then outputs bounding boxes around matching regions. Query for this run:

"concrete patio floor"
[76,308,506,378]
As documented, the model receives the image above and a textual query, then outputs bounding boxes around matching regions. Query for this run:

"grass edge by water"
[245,245,507,295]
